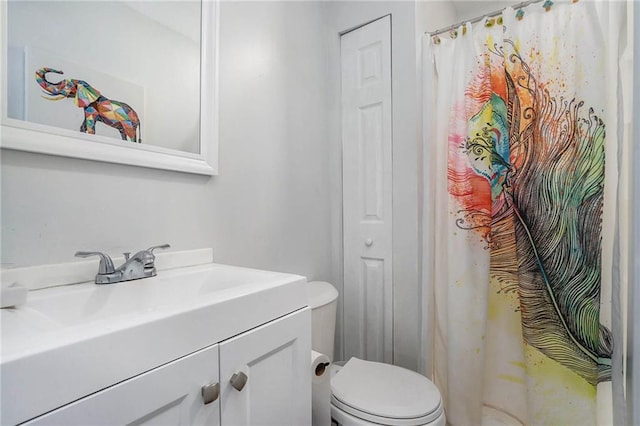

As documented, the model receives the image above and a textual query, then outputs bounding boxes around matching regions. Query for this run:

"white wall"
[1,2,334,287]
[0,150,212,267]
[210,1,334,279]
[451,0,516,23]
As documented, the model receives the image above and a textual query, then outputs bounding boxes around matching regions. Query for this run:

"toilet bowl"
[308,281,445,426]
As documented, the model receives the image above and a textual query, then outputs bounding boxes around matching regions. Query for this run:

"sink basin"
[1,260,307,424]
[22,264,295,327]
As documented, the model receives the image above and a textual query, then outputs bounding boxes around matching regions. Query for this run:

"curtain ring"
[543,0,554,11]
[515,9,525,21]
[485,17,495,27]
[449,29,458,39]
[432,35,441,45]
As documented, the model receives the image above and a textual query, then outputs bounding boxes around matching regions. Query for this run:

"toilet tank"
[307,281,338,362]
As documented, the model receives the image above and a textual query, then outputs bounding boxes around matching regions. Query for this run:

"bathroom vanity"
[0,256,311,425]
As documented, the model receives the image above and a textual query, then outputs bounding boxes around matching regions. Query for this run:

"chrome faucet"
[75,244,170,284]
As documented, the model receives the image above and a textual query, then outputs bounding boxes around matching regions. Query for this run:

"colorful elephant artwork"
[35,67,141,143]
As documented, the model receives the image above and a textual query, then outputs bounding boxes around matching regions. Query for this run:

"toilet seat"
[330,358,443,426]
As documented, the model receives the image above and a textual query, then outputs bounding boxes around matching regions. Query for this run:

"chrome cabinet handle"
[201,382,220,405]
[230,371,248,392]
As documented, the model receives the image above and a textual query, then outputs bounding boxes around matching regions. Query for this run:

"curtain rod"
[426,0,545,36]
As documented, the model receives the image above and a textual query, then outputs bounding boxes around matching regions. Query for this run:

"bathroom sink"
[22,264,297,327]
[1,260,307,424]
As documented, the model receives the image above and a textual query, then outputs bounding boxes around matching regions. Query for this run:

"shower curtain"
[421,1,632,425]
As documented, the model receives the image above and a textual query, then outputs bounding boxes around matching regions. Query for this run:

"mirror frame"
[0,1,218,176]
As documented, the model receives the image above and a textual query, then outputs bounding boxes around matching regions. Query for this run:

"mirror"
[0,0,218,175]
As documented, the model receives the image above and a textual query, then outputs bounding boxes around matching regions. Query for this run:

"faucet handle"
[75,251,116,274]
[147,244,171,253]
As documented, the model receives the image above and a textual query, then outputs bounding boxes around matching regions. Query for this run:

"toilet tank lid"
[307,281,338,308]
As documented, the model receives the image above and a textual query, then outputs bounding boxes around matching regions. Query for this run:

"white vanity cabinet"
[1,260,312,426]
[21,308,311,426]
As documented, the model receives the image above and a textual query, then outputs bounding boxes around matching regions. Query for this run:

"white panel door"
[341,16,393,364]
[25,344,220,426]
[219,308,311,426]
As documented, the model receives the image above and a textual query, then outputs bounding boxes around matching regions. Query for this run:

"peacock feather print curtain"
[421,1,631,425]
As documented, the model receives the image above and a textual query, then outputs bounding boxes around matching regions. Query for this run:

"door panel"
[341,15,393,363]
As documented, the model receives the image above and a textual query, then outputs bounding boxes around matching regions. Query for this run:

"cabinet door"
[25,344,220,426]
[219,308,311,426]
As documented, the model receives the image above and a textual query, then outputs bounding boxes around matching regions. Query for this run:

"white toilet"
[308,281,446,426]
